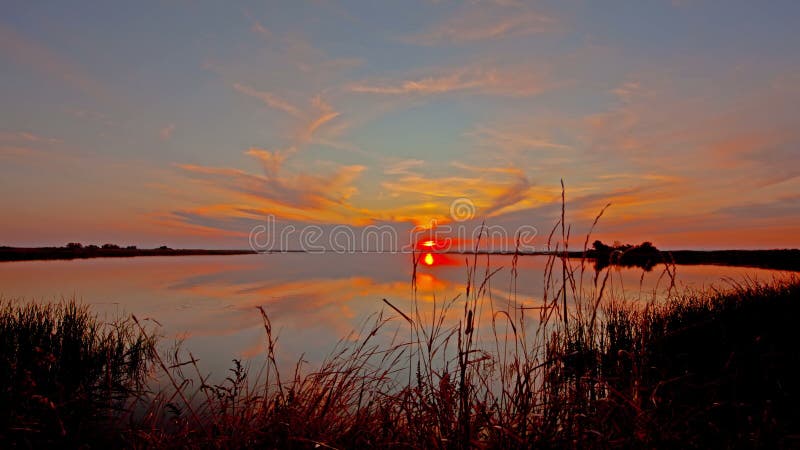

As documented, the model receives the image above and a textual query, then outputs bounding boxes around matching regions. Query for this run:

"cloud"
[245,146,293,176]
[0,131,61,144]
[175,147,366,223]
[349,72,483,95]
[406,4,556,45]
[596,173,683,183]
[170,147,545,231]
[383,159,425,176]
[379,161,535,223]
[233,83,303,117]
[303,95,341,140]
[0,130,62,159]
[610,81,650,104]
[467,125,571,151]
[233,83,343,144]
[348,66,543,97]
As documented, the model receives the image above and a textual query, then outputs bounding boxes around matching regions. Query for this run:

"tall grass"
[0,299,157,447]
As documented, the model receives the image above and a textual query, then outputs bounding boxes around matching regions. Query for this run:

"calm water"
[0,254,788,380]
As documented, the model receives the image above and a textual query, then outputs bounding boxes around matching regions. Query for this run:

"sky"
[1,0,799,250]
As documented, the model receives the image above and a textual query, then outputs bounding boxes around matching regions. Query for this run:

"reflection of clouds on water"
[0,254,788,381]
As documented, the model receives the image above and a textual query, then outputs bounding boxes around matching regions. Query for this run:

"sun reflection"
[423,253,434,266]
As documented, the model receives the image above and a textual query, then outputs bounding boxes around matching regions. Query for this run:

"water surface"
[0,254,788,380]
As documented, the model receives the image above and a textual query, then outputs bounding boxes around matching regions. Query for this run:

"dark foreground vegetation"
[2,273,799,448]
[0,243,253,262]
[0,301,156,447]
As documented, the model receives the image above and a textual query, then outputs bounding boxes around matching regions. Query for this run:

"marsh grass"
[0,299,157,447]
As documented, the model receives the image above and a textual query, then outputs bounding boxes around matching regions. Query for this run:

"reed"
[0,299,157,447]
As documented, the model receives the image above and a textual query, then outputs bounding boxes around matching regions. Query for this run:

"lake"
[0,253,789,381]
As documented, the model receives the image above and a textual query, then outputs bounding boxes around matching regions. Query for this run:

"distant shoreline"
[1,246,798,271]
[453,249,800,272]
[0,247,255,262]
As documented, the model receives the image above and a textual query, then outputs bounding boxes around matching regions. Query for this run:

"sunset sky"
[1,1,799,250]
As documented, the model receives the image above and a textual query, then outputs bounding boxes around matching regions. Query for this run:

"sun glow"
[423,253,434,266]
[422,240,436,247]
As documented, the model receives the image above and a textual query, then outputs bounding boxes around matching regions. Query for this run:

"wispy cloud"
[383,159,425,176]
[175,147,366,224]
[468,125,571,151]
[406,6,556,45]
[233,83,303,117]
[348,66,543,97]
[379,161,536,222]
[0,130,62,159]
[349,71,483,95]
[232,83,343,144]
[303,95,341,140]
[0,131,62,144]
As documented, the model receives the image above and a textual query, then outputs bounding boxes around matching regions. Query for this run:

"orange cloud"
[175,148,366,224]
[378,161,537,223]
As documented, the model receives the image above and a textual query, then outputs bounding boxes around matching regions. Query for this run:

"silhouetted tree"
[592,240,611,252]
[589,240,662,271]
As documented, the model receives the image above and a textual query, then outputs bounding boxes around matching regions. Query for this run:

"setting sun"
[423,253,434,266]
